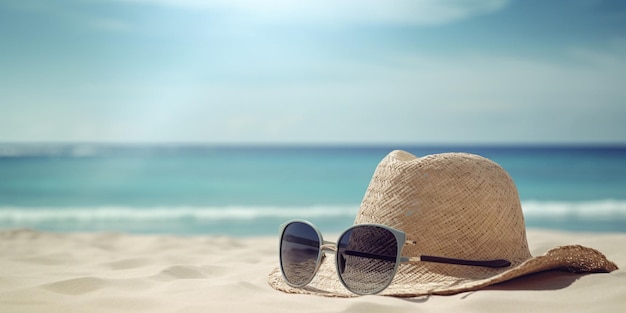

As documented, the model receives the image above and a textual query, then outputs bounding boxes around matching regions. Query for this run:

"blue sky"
[1,0,625,144]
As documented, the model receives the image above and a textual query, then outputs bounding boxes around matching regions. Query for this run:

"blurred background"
[1,0,625,235]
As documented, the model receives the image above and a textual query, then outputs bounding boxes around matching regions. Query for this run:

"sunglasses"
[279,220,511,295]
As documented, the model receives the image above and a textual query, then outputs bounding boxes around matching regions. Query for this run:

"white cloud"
[2,43,624,144]
[115,0,510,26]
[187,47,626,143]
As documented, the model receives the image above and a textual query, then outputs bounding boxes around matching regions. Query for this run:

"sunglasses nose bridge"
[320,243,337,253]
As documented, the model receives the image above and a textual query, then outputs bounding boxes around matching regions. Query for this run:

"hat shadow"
[485,270,582,292]
[402,270,583,303]
[454,271,584,300]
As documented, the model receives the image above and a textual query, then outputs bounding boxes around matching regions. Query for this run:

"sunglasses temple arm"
[286,234,509,268]
[344,250,510,268]
[404,255,511,268]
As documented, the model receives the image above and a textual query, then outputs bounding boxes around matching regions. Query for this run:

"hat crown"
[355,150,531,264]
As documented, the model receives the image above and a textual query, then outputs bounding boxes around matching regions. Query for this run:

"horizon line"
[1,141,625,148]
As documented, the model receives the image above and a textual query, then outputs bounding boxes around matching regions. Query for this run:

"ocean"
[1,144,625,236]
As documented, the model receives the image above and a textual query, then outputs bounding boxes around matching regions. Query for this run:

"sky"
[1,0,625,145]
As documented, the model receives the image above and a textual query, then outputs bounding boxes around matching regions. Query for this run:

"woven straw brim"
[268,244,618,297]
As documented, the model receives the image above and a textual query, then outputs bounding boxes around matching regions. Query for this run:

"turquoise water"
[1,144,625,235]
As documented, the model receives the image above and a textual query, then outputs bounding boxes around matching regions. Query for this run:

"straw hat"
[268,150,618,297]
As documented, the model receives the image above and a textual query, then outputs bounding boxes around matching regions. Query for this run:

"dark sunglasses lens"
[336,225,399,295]
[280,222,321,286]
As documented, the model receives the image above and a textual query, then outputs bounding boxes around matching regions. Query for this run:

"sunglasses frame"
[278,220,409,295]
[279,219,511,295]
[278,220,327,288]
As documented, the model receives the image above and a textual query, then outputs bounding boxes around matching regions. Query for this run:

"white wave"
[0,205,359,222]
[521,199,626,219]
[1,200,626,223]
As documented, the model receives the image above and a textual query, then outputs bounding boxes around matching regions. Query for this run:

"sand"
[0,228,624,313]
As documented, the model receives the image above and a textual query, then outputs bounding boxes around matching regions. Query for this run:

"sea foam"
[1,200,626,222]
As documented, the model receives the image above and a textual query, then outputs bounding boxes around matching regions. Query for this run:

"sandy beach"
[0,228,624,313]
